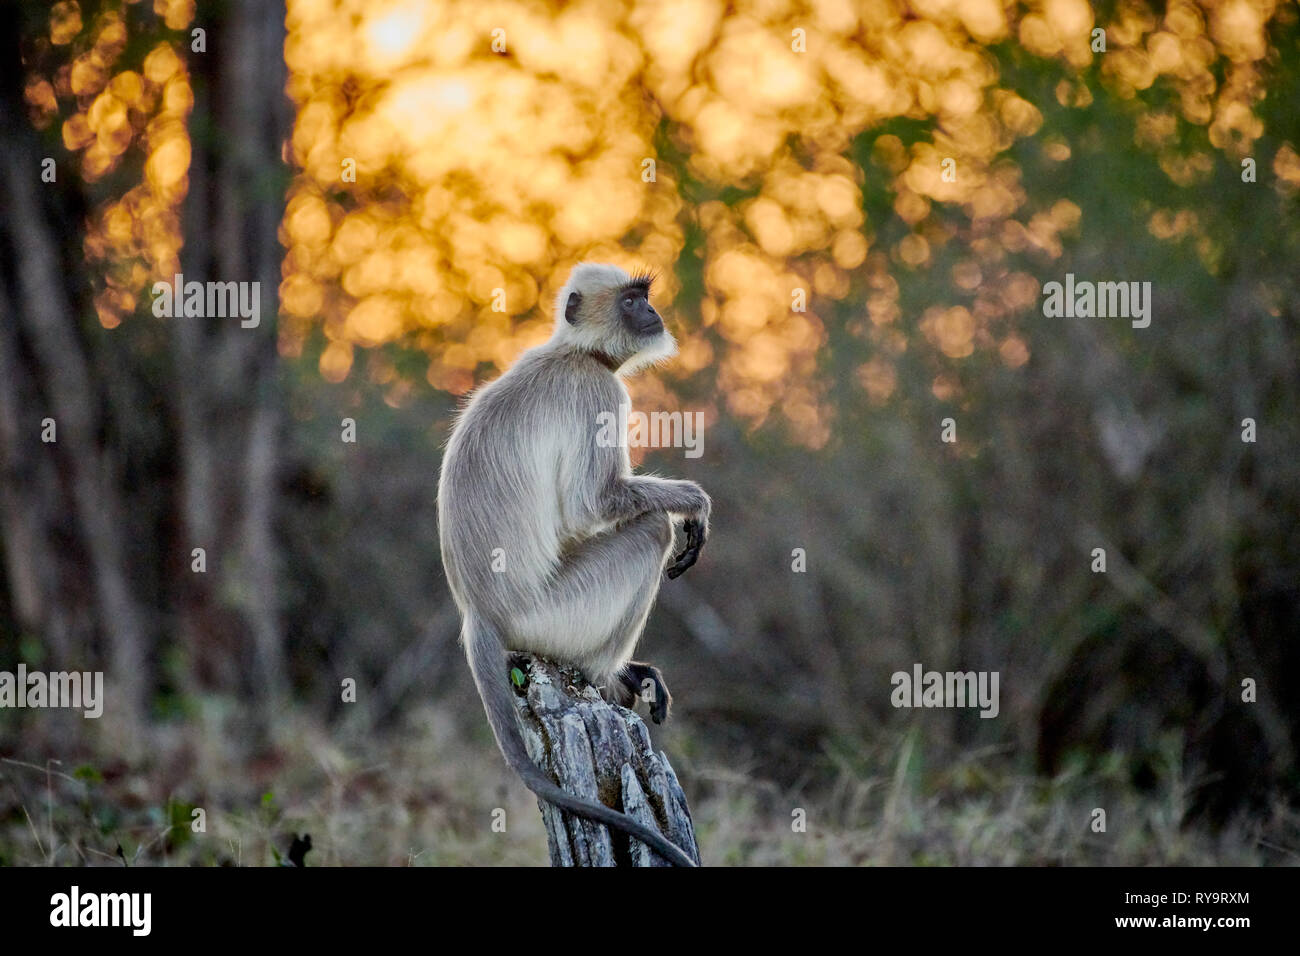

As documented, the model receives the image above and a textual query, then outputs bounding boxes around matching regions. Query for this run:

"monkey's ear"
[564,291,582,325]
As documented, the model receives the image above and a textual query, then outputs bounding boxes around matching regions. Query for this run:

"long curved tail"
[464,613,697,867]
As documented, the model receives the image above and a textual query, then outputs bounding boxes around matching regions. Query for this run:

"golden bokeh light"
[36,2,194,329]
[25,0,1290,445]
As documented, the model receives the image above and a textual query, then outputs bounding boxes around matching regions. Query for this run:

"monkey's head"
[552,263,677,373]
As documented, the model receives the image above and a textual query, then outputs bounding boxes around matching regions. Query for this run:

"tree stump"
[510,656,702,866]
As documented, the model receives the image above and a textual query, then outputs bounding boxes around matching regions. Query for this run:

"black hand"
[665,518,706,579]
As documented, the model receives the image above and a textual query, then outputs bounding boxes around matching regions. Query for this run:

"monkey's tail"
[464,613,698,867]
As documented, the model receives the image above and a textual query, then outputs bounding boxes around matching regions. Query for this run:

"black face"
[619,284,662,336]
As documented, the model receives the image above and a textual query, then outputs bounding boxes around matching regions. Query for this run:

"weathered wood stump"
[510,656,702,866]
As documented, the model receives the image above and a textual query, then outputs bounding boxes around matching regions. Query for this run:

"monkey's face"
[618,284,663,337]
[556,264,677,371]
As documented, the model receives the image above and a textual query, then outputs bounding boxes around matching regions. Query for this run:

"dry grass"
[1,703,1293,867]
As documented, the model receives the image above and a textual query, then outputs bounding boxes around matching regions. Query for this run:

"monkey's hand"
[665,494,709,579]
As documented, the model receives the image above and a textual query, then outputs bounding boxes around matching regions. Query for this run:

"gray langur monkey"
[437,263,710,867]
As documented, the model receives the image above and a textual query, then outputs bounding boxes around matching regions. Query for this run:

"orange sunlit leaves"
[50,2,84,45]
[280,0,1127,440]
[26,0,1283,443]
[35,2,196,328]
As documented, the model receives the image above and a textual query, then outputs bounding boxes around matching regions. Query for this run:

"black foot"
[619,661,673,724]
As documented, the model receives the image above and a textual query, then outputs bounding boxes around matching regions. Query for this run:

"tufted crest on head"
[549,262,676,373]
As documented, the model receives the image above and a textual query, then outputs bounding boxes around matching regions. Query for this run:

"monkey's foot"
[618,661,673,725]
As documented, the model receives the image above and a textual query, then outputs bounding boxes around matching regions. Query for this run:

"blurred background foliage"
[0,0,1297,864]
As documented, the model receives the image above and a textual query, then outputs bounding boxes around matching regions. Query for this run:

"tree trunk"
[177,0,292,723]
[512,657,702,867]
[0,16,148,736]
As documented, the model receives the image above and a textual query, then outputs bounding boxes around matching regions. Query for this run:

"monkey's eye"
[623,295,635,308]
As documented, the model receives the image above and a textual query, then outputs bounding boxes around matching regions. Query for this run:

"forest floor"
[0,699,1295,866]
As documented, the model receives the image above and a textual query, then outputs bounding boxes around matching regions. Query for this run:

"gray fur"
[438,263,710,867]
